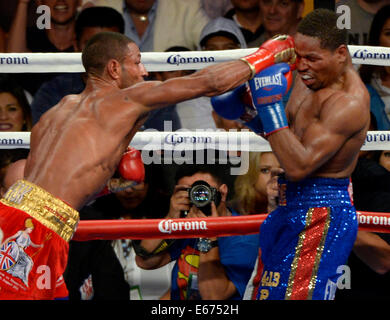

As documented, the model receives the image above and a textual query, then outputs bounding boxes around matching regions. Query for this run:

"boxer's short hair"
[82,31,134,76]
[297,8,347,51]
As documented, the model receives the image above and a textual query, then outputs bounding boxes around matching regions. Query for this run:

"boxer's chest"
[287,91,321,139]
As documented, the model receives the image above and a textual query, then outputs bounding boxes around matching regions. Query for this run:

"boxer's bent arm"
[126,61,252,111]
[268,96,368,181]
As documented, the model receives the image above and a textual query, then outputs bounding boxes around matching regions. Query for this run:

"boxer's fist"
[107,148,145,193]
[249,63,291,136]
[95,147,145,197]
[240,34,296,79]
[118,147,145,182]
[211,83,264,135]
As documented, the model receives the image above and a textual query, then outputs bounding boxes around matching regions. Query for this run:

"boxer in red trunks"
[0,147,144,300]
[0,32,295,299]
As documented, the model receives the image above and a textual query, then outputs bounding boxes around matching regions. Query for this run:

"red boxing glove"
[240,34,296,79]
[94,148,145,197]
[118,147,145,182]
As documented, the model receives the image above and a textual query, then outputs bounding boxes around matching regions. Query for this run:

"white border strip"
[0,46,389,73]
[1,131,389,151]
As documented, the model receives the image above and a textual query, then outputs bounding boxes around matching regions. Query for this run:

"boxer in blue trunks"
[212,9,370,300]
[253,175,358,300]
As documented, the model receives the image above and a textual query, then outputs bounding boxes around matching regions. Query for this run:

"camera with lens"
[183,180,221,217]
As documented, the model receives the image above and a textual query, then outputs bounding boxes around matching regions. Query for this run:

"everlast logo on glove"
[248,63,291,136]
[253,73,283,90]
[253,72,284,105]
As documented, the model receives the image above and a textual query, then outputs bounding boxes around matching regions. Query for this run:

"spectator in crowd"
[64,161,174,300]
[0,74,32,132]
[0,0,37,37]
[135,164,259,300]
[0,149,29,197]
[0,27,6,52]
[199,17,246,51]
[251,0,304,47]
[201,0,232,19]
[335,148,390,300]
[330,112,390,300]
[30,6,124,123]
[7,0,80,53]
[149,45,198,131]
[244,0,302,100]
[103,164,174,300]
[6,0,82,95]
[175,17,247,130]
[335,0,390,45]
[224,0,263,46]
[31,6,180,130]
[152,46,193,84]
[358,5,390,130]
[229,152,280,215]
[81,0,122,12]
[122,0,209,52]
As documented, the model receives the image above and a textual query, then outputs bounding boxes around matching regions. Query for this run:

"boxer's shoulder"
[319,88,366,114]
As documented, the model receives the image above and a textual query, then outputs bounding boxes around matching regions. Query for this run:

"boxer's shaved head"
[297,8,347,51]
[82,31,134,76]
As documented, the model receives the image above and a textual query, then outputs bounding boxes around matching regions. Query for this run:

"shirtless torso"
[246,26,371,300]
[268,33,370,181]
[23,42,252,210]
[24,89,144,210]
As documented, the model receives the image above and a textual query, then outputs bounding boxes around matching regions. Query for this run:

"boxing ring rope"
[0,45,389,74]
[72,211,390,241]
[2,131,390,151]
[2,130,390,238]
[1,45,390,240]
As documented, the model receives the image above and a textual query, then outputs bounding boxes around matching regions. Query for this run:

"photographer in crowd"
[135,163,259,300]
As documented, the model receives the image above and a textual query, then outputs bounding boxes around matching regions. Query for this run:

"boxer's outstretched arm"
[125,60,252,111]
[122,35,296,113]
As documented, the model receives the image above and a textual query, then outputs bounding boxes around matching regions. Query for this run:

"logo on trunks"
[0,218,46,289]
[4,183,33,204]
[158,219,208,234]
[253,73,282,90]
[167,54,215,66]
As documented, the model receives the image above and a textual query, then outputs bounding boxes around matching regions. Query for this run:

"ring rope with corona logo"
[1,131,390,152]
[0,45,389,74]
[72,211,390,241]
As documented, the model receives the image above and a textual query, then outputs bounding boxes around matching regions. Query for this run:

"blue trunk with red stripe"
[253,177,358,300]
